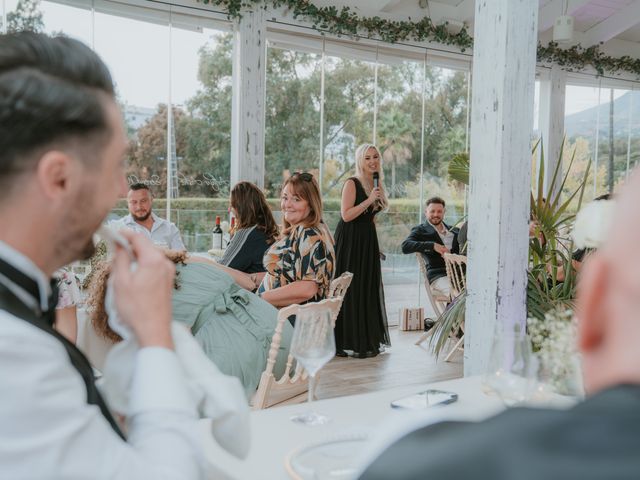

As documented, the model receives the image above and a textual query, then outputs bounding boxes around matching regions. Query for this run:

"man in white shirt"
[112,183,186,250]
[0,32,204,479]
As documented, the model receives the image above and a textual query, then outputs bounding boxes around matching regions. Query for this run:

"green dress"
[171,262,293,398]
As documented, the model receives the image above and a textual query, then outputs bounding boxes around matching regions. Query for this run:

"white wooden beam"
[465,0,538,376]
[583,2,640,45]
[230,8,266,188]
[538,66,567,197]
[455,0,476,23]
[538,0,591,33]
[380,0,405,13]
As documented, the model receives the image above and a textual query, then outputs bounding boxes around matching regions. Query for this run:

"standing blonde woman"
[334,144,390,358]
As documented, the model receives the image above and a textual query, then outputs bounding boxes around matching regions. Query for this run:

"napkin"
[100,278,250,460]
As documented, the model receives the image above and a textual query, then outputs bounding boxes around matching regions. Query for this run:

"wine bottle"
[212,215,223,250]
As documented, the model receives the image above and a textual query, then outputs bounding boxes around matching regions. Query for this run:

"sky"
[1,0,633,116]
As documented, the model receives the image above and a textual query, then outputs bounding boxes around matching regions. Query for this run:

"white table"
[200,376,572,480]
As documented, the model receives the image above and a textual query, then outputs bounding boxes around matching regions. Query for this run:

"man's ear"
[577,254,608,352]
[36,151,74,199]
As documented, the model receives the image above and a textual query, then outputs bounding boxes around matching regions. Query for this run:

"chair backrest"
[443,253,467,298]
[416,253,448,317]
[328,272,354,299]
[251,297,342,410]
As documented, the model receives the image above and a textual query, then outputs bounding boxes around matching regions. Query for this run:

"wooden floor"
[314,326,463,400]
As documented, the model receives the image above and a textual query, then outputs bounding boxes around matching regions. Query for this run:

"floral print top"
[257,224,335,303]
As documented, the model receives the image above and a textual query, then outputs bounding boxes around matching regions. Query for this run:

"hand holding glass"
[290,308,335,425]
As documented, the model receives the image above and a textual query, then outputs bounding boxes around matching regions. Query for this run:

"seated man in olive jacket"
[401,196,459,297]
[360,172,640,480]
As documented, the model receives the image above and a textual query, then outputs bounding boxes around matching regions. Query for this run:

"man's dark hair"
[426,196,446,208]
[0,32,115,196]
[129,183,150,192]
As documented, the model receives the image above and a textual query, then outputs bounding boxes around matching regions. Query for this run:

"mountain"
[564,90,640,139]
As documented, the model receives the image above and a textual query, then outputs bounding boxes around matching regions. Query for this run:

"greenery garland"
[197,0,640,77]
[537,41,640,77]
[197,0,473,49]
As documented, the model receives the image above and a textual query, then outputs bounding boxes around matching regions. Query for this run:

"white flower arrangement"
[528,307,583,396]
[571,199,614,249]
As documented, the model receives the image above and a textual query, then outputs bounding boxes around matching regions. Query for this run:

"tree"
[7,0,44,33]
[378,109,415,198]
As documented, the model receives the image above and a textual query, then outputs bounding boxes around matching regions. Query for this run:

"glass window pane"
[94,4,170,223]
[264,42,322,199]
[171,21,232,251]
[375,57,426,321]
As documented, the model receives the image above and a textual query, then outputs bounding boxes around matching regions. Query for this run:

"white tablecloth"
[200,376,573,480]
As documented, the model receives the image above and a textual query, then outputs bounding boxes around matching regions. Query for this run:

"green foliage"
[7,0,43,33]
[538,42,640,77]
[195,1,640,76]
[197,0,473,48]
[447,152,469,186]
[430,140,591,357]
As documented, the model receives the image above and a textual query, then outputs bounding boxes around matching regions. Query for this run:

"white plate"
[284,433,369,480]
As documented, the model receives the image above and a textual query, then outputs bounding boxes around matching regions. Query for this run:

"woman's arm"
[340,179,378,222]
[260,280,318,308]
[187,256,257,291]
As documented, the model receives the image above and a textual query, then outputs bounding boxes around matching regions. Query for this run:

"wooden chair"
[327,272,353,326]
[328,272,354,299]
[251,297,343,410]
[442,253,467,361]
[415,253,450,346]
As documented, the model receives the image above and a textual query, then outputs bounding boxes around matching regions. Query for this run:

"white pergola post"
[465,0,538,376]
[230,8,266,188]
[538,66,567,195]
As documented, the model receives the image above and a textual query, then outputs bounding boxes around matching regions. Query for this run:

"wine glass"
[289,307,336,426]
[482,321,538,406]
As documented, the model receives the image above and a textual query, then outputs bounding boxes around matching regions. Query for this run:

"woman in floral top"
[256,173,335,307]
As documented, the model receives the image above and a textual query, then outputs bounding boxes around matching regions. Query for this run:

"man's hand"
[433,244,450,256]
[111,230,175,349]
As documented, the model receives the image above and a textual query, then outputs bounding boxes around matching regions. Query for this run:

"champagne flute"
[290,308,336,426]
[482,321,538,406]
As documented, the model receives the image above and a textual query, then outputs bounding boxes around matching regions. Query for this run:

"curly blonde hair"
[86,249,188,343]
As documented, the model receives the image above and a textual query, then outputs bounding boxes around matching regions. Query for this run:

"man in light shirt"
[401,196,460,297]
[113,183,186,250]
[0,32,204,479]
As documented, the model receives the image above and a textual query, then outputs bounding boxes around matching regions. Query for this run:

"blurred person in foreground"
[360,173,640,480]
[0,32,206,478]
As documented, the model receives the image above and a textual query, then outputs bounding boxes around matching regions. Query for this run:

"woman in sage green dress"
[88,252,293,398]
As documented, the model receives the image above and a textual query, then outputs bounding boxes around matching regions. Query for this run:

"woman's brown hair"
[281,173,324,235]
[230,181,279,244]
[86,250,187,343]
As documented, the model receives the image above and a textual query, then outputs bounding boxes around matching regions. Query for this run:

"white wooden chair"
[251,297,343,410]
[327,271,353,326]
[329,271,354,299]
[442,253,467,361]
[415,253,450,346]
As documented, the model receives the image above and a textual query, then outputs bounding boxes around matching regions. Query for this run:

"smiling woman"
[333,144,391,358]
[257,172,335,308]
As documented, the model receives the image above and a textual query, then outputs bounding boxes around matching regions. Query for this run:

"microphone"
[373,172,379,189]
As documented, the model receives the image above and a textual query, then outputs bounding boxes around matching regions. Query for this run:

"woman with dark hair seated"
[87,251,293,398]
[219,181,279,274]
[211,172,335,307]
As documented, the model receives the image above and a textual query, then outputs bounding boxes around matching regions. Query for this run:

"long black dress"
[334,177,390,358]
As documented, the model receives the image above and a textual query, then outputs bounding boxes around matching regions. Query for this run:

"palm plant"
[430,140,591,357]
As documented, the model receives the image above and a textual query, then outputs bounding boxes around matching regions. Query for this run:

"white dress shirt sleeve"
[168,223,186,251]
[0,312,205,480]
